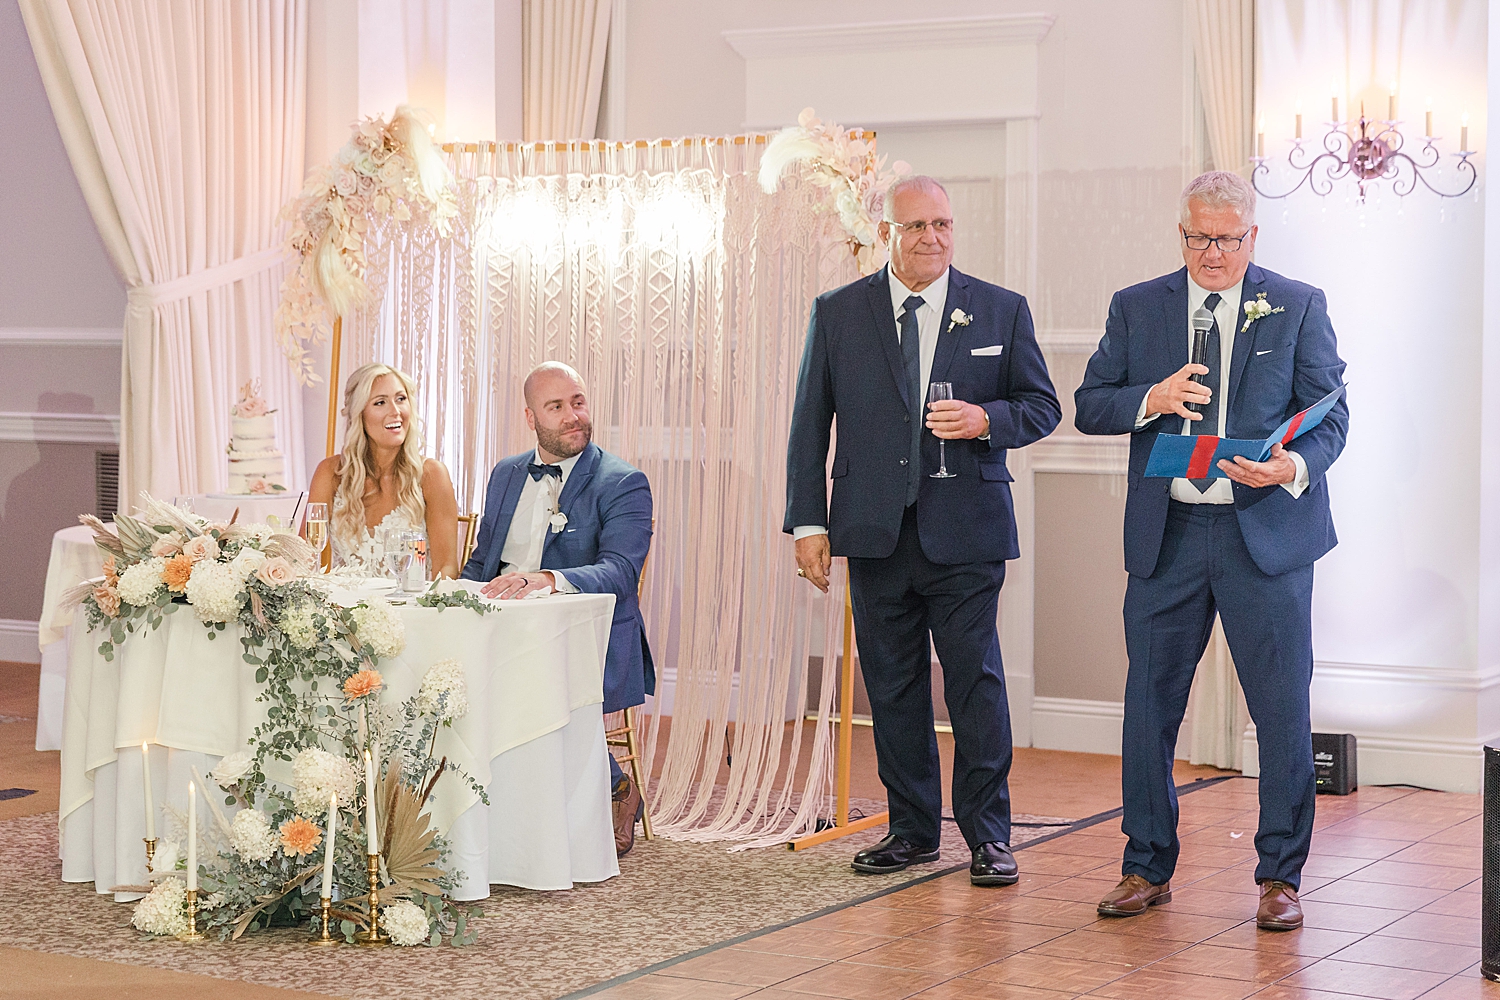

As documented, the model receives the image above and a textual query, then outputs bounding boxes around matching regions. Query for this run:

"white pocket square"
[1256,349,1274,356]
[970,345,1004,357]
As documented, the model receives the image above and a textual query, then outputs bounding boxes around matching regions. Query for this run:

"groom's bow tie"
[528,462,563,481]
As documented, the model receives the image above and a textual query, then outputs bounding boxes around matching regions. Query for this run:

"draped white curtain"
[522,0,612,141]
[20,0,308,502]
[1190,0,1256,177]
[344,137,861,844]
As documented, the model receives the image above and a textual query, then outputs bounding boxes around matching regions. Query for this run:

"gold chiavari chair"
[456,513,479,569]
[605,518,654,840]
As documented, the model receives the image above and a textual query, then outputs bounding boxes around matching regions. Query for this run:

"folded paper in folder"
[1144,383,1346,479]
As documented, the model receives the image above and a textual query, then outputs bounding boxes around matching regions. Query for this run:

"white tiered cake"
[227,380,287,494]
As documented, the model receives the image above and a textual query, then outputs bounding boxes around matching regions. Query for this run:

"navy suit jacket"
[460,442,655,714]
[1074,263,1348,579]
[784,265,1061,564]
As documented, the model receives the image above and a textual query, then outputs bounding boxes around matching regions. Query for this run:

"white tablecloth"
[58,588,620,899]
[36,525,105,751]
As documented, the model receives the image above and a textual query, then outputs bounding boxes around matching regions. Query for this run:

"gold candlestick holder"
[310,895,337,945]
[357,854,387,945]
[178,887,205,942]
[144,837,157,874]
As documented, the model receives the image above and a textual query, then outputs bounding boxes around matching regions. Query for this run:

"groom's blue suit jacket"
[461,442,655,714]
[1074,263,1349,579]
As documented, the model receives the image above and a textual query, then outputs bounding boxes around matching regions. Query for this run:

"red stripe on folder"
[1185,436,1219,478]
[1280,412,1306,445]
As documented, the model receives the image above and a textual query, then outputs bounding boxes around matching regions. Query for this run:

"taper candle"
[1295,99,1303,139]
[1257,115,1265,158]
[186,781,197,891]
[1427,104,1434,137]
[1388,81,1397,121]
[141,741,154,841]
[1331,82,1339,122]
[321,792,338,899]
[1462,112,1470,152]
[364,749,378,855]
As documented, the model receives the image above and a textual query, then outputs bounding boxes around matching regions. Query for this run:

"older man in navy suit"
[786,175,1060,885]
[1075,171,1348,930]
[462,361,655,857]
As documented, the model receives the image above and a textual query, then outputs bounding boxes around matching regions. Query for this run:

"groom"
[461,361,656,857]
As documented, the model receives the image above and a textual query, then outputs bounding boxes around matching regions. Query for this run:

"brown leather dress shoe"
[1097,874,1172,916]
[612,776,643,857]
[1257,880,1302,930]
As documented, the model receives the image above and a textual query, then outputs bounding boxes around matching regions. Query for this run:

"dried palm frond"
[110,513,163,560]
[230,864,321,940]
[378,754,445,897]
[79,514,125,560]
[133,494,205,537]
[56,579,101,615]
[264,532,318,575]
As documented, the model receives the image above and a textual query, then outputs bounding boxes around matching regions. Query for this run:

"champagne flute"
[399,530,427,593]
[304,503,329,560]
[928,382,957,478]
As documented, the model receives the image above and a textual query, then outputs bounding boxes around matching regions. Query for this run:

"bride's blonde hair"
[332,363,426,553]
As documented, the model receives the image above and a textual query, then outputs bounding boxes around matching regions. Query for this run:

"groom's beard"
[537,418,592,460]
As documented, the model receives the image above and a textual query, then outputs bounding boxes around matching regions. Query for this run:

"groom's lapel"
[485,458,528,578]
[543,443,599,560]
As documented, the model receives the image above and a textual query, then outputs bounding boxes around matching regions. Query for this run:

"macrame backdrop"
[339,137,868,846]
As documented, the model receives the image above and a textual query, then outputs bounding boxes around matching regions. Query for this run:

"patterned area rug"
[0,805,1072,1000]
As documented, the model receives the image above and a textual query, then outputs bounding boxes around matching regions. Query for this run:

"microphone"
[1186,307,1214,413]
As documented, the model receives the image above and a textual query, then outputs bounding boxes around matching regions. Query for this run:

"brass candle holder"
[357,854,387,945]
[144,837,157,874]
[310,895,337,945]
[178,887,205,942]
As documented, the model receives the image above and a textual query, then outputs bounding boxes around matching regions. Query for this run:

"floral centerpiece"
[71,494,485,945]
[758,107,910,275]
[274,105,458,385]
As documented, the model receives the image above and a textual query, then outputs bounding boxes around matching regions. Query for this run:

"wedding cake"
[226,380,288,494]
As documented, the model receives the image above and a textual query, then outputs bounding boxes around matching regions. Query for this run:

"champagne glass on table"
[400,530,428,593]
[304,503,329,564]
[928,381,958,479]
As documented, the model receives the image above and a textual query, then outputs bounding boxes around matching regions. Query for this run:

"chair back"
[456,513,479,568]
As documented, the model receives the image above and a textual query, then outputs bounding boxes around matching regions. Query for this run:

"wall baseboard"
[0,327,121,347]
[1242,724,1489,794]
[0,619,40,664]
[1031,696,1124,755]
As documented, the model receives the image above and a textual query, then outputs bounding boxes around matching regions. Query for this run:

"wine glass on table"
[304,503,329,567]
[928,381,958,479]
[385,542,414,592]
[399,530,428,593]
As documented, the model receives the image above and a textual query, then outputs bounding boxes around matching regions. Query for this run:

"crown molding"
[1028,435,1128,475]
[0,327,122,347]
[0,411,120,445]
[723,14,1056,60]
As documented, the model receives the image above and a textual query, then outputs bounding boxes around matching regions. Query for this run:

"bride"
[307,362,460,579]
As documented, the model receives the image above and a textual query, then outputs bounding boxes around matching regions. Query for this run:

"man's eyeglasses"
[1182,229,1251,253]
[891,218,953,237]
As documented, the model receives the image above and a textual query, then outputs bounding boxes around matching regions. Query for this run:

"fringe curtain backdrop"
[1190,0,1256,178]
[340,137,864,846]
[19,0,308,503]
[522,0,612,141]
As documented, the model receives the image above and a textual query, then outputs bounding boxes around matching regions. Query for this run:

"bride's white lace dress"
[331,505,422,576]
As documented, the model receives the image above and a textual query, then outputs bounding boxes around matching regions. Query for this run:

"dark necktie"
[900,294,924,505]
[1188,292,1222,493]
[528,462,562,481]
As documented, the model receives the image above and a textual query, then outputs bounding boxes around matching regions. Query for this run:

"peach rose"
[162,553,195,593]
[255,556,295,587]
[94,585,120,617]
[236,397,268,418]
[343,668,384,701]
[279,816,322,857]
[102,555,119,588]
[150,534,184,558]
[182,534,220,562]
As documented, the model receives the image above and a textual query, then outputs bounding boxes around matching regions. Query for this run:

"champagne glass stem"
[938,440,948,476]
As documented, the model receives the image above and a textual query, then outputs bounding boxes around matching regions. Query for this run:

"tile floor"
[588,778,1498,1000]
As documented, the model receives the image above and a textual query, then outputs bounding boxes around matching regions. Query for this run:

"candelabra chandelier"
[1251,106,1475,202]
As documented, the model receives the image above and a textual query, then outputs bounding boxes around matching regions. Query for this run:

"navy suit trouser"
[848,505,1012,851]
[1122,500,1316,889]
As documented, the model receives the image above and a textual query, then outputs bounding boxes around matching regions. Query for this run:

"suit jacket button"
[904,415,910,423]
[899,458,908,466]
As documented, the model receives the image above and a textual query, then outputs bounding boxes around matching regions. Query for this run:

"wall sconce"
[1252,91,1475,202]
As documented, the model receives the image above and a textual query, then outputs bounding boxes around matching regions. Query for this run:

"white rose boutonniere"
[549,512,568,534]
[1241,292,1286,333]
[947,308,973,334]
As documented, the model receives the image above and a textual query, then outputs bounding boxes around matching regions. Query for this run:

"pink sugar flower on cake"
[247,477,271,494]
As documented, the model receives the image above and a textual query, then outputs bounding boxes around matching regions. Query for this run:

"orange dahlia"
[102,555,119,588]
[162,553,195,593]
[279,816,322,857]
[343,668,384,701]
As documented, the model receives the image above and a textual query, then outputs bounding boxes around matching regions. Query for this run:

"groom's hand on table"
[481,571,557,600]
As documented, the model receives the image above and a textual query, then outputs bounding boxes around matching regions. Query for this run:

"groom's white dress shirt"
[498,449,579,592]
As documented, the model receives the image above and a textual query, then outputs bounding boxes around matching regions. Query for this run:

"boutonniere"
[946,308,972,334]
[1241,292,1285,333]
[549,511,568,534]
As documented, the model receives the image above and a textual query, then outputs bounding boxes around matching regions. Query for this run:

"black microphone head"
[1192,307,1215,332]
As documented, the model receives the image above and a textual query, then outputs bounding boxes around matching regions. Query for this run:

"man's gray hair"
[882,175,950,222]
[1180,170,1255,227]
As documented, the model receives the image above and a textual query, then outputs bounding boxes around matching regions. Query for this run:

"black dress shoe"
[851,834,940,874]
[970,841,1018,886]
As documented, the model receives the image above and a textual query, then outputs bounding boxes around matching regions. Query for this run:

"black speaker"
[1312,733,1357,795]
[1482,746,1500,982]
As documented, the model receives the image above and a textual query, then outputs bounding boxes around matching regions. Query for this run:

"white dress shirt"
[1135,275,1309,502]
[499,449,580,592]
[794,267,954,540]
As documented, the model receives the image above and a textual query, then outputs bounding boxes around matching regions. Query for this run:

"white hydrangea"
[350,601,406,659]
[209,750,254,788]
[117,557,167,607]
[185,559,244,622]
[229,808,278,862]
[279,601,322,650]
[291,747,357,816]
[243,523,276,542]
[229,546,267,581]
[382,899,431,946]
[416,659,469,721]
[131,876,188,936]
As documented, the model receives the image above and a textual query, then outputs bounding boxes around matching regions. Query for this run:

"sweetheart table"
[58,585,620,901]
